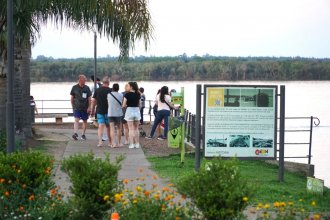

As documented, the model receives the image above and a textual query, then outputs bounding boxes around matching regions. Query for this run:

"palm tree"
[0,0,152,136]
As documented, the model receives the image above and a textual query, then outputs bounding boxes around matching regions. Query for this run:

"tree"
[0,0,152,137]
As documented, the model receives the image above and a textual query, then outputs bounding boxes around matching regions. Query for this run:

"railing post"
[278,85,285,182]
[308,116,313,165]
[195,85,202,171]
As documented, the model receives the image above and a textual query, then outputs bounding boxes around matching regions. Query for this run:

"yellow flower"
[161,205,166,212]
[279,202,286,207]
[299,198,304,202]
[264,203,270,209]
[129,191,134,196]
[301,208,305,212]
[114,193,121,202]
[136,186,142,192]
[103,195,110,201]
[288,201,294,206]
[242,197,248,202]
[257,203,263,209]
[17,169,21,173]
[133,199,138,204]
[273,202,280,208]
[141,177,145,181]
[154,194,160,200]
[313,214,321,220]
[123,200,128,205]
[311,201,317,206]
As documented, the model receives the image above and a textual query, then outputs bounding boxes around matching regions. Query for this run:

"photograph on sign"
[204,85,277,158]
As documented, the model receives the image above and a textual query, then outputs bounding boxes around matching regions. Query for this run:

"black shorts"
[109,117,122,125]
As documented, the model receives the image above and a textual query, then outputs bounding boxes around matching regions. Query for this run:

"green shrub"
[177,158,252,220]
[61,153,123,219]
[0,151,69,219]
[111,174,201,220]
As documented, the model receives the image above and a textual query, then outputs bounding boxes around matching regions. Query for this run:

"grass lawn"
[148,153,330,212]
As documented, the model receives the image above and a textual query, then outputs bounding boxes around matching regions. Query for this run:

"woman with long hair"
[146,86,176,140]
[122,82,141,148]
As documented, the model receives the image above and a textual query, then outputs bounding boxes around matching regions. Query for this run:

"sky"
[31,0,330,59]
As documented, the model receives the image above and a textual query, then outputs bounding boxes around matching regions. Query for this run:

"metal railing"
[277,116,320,165]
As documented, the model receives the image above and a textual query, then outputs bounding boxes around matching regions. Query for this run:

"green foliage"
[61,153,123,219]
[149,154,330,212]
[30,56,330,82]
[111,175,201,220]
[177,158,252,220]
[0,151,69,219]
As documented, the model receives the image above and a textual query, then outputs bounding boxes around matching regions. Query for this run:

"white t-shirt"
[107,92,124,117]
[157,94,171,111]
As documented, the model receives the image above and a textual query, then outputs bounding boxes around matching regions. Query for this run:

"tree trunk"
[0,41,32,138]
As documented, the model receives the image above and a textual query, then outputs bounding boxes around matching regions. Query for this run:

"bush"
[0,151,69,219]
[177,158,252,220]
[61,153,123,219]
[111,172,201,220]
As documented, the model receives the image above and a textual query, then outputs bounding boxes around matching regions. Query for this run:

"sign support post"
[195,84,202,171]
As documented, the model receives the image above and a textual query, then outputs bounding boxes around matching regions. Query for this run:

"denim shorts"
[74,110,89,121]
[124,107,141,122]
[97,114,109,125]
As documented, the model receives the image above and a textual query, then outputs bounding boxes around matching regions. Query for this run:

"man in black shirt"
[70,75,92,140]
[91,76,112,147]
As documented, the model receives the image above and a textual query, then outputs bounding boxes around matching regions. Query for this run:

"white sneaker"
[134,143,140,148]
[129,144,135,149]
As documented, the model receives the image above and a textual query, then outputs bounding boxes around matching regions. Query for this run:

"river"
[31,81,330,186]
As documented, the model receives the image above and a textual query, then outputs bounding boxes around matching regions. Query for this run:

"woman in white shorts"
[122,82,141,149]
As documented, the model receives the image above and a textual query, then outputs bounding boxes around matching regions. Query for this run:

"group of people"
[70,74,176,149]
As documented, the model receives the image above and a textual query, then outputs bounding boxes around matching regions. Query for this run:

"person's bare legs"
[98,124,105,146]
[106,125,111,147]
[123,123,129,145]
[117,122,122,146]
[127,121,135,148]
[74,118,79,134]
[82,120,88,135]
[109,123,116,147]
[133,121,140,146]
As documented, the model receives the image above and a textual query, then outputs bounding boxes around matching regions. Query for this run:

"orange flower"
[165,195,173,201]
[19,206,24,212]
[175,217,180,220]
[152,183,158,188]
[313,214,321,220]
[152,175,158,180]
[168,183,174,187]
[0,178,5,183]
[123,179,129,184]
[4,191,10,197]
[273,202,280,208]
[144,191,150,197]
[162,187,169,192]
[141,177,145,181]
[28,194,35,201]
[50,188,57,196]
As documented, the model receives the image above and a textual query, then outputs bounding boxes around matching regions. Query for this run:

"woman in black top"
[122,82,141,149]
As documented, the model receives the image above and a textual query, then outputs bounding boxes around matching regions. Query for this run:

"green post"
[167,87,185,164]
[180,87,185,164]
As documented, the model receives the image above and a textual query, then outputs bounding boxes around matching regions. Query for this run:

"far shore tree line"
[30,55,330,82]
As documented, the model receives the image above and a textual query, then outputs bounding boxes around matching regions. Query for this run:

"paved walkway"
[38,128,168,197]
